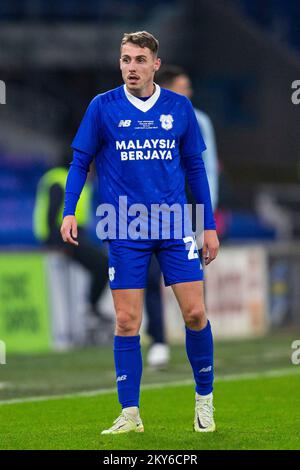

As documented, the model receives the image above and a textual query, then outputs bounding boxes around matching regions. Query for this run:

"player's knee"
[116,310,140,335]
[184,305,206,330]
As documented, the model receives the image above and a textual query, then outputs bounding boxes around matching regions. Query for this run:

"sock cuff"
[114,335,141,350]
[196,391,213,400]
[185,320,211,338]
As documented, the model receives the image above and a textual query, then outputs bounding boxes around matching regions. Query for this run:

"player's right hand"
[60,215,79,246]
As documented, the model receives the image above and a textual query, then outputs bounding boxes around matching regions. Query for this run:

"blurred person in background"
[156,66,219,211]
[33,157,112,344]
[145,65,219,369]
[145,255,167,369]
[61,31,219,435]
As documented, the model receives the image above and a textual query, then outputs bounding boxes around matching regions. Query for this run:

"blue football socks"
[185,320,214,396]
[114,335,143,409]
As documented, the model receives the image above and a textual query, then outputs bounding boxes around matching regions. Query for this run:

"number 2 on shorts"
[183,236,199,260]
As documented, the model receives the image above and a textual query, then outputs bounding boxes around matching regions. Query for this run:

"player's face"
[168,75,193,99]
[120,43,161,97]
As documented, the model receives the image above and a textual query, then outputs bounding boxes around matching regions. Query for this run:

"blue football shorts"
[106,237,203,289]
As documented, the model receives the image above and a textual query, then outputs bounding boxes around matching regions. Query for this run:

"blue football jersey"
[70,84,214,238]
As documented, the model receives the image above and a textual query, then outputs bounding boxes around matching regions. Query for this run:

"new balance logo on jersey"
[116,375,127,382]
[199,366,212,373]
[118,120,131,127]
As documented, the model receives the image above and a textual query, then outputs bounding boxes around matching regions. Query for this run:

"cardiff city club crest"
[159,114,173,130]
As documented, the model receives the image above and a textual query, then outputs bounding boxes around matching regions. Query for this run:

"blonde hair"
[121,31,159,56]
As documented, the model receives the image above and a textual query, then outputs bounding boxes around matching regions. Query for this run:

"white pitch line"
[0,367,299,407]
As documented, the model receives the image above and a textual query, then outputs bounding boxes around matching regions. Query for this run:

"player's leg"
[173,281,215,432]
[101,240,152,435]
[157,239,215,432]
[113,288,144,409]
[172,280,207,330]
[113,286,144,410]
[101,288,144,434]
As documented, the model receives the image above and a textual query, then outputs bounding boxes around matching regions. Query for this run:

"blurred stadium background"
[1,0,300,450]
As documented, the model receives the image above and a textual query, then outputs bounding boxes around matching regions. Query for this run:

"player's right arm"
[60,96,102,246]
[60,149,93,246]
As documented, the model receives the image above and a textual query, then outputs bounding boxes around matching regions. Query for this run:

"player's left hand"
[202,230,219,265]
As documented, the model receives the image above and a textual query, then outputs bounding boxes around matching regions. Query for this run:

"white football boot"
[194,392,216,432]
[147,343,170,369]
[101,407,144,435]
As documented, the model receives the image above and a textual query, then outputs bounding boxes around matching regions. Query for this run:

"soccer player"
[60,31,219,434]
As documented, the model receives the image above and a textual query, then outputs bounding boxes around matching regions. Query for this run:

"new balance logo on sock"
[199,366,212,373]
[116,375,127,382]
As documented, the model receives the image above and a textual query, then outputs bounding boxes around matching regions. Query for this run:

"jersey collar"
[123,83,161,113]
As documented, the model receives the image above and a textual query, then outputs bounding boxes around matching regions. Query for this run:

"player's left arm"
[180,99,219,265]
[202,229,219,265]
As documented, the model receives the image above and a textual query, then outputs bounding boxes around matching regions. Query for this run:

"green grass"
[1,329,298,400]
[1,330,300,450]
[1,373,300,450]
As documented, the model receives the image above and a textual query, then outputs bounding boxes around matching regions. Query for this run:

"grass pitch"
[1,331,300,450]
[1,373,300,450]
